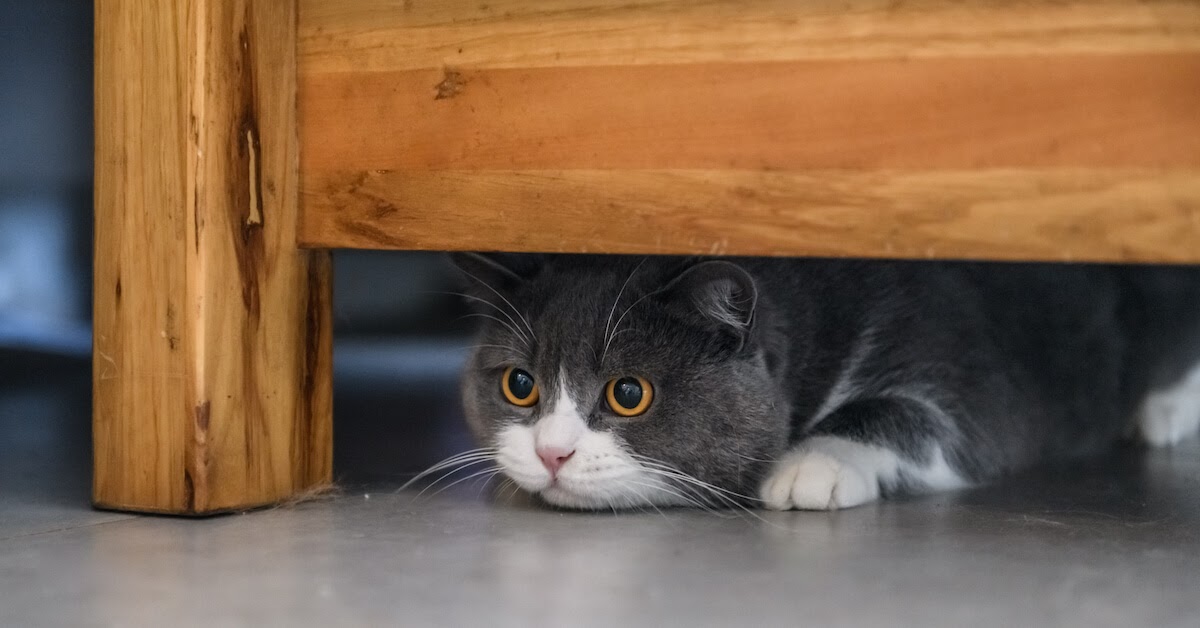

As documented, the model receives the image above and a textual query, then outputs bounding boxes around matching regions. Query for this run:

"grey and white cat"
[450,253,1200,511]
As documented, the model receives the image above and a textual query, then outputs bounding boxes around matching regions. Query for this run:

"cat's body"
[453,254,1200,510]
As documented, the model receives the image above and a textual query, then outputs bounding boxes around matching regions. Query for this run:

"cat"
[448,253,1200,511]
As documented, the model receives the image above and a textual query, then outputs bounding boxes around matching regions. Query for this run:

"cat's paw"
[1138,364,1200,447]
[1139,394,1200,447]
[760,438,881,511]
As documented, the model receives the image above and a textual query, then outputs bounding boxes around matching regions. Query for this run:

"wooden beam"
[301,169,1200,262]
[299,0,1200,71]
[94,0,333,514]
[300,55,1200,172]
[296,0,1200,262]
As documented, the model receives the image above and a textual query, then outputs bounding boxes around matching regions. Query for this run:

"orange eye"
[605,376,654,417]
[501,367,539,407]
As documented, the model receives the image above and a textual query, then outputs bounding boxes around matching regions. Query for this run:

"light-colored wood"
[300,0,1200,71]
[94,0,332,514]
[296,0,1200,262]
[302,169,1200,262]
[300,54,1200,172]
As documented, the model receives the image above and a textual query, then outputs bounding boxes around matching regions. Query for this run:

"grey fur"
[453,253,1200,507]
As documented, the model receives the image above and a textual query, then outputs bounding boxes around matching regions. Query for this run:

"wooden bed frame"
[93,0,1200,514]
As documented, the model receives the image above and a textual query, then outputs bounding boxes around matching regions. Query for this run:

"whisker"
[504,479,522,502]
[734,452,779,464]
[579,336,599,367]
[641,494,668,520]
[458,313,530,347]
[660,472,758,510]
[476,472,505,499]
[446,290,532,345]
[620,479,720,516]
[474,470,505,493]
[679,482,777,525]
[628,455,763,503]
[399,448,498,492]
[477,477,506,501]
[602,258,648,363]
[402,452,498,485]
[606,327,636,346]
[626,491,656,517]
[457,269,538,342]
[411,459,500,498]
[645,471,777,525]
[629,455,764,502]
[653,477,742,519]
[627,454,784,526]
[463,343,527,354]
[602,291,656,364]
[406,448,497,473]
[422,467,503,500]
[493,478,520,504]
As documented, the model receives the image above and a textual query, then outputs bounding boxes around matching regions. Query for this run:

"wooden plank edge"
[298,0,1200,72]
[297,169,1200,264]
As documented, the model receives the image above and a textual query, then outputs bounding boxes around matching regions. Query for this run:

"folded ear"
[448,252,543,294]
[658,260,757,339]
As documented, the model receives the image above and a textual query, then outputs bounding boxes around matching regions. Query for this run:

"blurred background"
[0,1,474,507]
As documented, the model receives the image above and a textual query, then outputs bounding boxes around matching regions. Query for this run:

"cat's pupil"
[508,369,535,399]
[613,377,643,409]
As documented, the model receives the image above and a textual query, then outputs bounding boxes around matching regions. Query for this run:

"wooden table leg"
[93,0,332,514]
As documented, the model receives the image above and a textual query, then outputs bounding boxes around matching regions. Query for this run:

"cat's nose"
[536,446,575,476]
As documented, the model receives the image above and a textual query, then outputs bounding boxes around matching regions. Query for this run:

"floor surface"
[3,347,1200,627]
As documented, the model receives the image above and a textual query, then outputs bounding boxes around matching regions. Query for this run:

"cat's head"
[454,253,790,510]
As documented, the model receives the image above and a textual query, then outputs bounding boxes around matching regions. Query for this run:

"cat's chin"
[536,485,614,510]
[535,483,669,511]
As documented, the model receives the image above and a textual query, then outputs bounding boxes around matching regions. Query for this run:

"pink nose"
[536,446,575,475]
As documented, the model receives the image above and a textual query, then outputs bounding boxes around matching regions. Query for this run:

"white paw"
[761,439,882,511]
[1138,365,1200,447]
[1139,394,1200,447]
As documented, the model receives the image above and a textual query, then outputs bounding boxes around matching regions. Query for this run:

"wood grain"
[297,0,1200,262]
[95,0,333,514]
[301,169,1200,263]
[300,0,1200,71]
[300,54,1200,172]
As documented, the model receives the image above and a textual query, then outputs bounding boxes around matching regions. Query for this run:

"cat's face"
[456,254,790,510]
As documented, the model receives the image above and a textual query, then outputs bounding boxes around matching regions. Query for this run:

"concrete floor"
[3,347,1200,627]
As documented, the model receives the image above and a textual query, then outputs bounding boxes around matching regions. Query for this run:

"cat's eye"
[501,367,539,407]
[605,376,654,417]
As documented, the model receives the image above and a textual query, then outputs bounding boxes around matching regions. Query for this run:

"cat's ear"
[448,252,542,293]
[659,260,757,338]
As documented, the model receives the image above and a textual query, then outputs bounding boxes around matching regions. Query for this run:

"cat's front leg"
[761,397,969,510]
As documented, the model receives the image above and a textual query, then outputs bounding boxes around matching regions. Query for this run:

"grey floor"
[3,347,1200,627]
